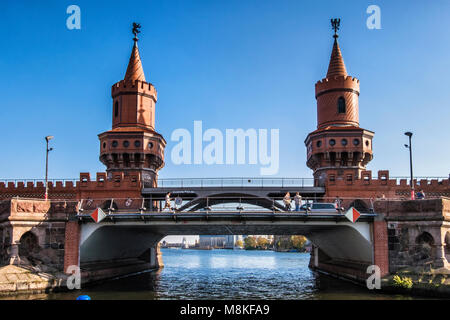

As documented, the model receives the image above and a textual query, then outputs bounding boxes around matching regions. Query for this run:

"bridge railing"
[154,177,316,188]
[71,195,448,216]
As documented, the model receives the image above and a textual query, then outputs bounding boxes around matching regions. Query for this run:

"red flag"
[90,207,107,223]
[344,207,361,223]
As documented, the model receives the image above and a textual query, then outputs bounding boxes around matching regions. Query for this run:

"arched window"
[114,101,119,118]
[337,97,346,114]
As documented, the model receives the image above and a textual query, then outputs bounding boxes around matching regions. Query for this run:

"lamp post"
[45,136,54,200]
[404,132,414,200]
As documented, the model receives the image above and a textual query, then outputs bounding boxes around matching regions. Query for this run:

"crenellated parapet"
[111,79,157,102]
[315,75,360,98]
[0,171,144,203]
[325,169,450,200]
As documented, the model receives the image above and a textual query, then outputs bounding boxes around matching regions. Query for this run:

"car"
[299,202,340,214]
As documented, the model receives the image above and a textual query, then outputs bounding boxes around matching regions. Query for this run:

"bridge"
[1,180,449,291]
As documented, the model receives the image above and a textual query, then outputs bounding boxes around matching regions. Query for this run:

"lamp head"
[404,132,413,138]
[45,135,54,142]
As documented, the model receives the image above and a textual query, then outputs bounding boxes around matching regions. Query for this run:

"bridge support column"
[373,218,389,277]
[434,244,448,269]
[150,243,164,269]
[63,221,81,273]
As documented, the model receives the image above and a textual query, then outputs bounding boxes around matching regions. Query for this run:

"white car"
[299,202,340,214]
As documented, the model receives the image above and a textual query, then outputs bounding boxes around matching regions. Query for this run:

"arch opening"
[414,232,435,263]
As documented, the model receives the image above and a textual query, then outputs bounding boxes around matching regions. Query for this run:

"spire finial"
[331,18,341,39]
[132,22,141,42]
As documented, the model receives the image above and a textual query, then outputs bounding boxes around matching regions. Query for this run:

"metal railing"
[155,177,316,188]
[0,176,448,188]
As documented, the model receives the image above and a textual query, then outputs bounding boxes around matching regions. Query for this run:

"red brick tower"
[98,24,166,186]
[305,19,374,186]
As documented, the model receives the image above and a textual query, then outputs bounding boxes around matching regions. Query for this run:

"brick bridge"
[1,194,449,286]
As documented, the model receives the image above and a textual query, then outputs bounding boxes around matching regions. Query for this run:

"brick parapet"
[0,171,143,202]
[325,170,450,201]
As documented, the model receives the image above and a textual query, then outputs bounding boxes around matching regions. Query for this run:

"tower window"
[112,140,118,148]
[337,97,346,114]
[353,139,360,146]
[341,139,348,146]
[316,140,322,148]
[114,101,119,118]
[329,139,336,146]
[123,140,130,148]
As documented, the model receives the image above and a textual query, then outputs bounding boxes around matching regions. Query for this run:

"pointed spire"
[124,41,146,82]
[124,22,146,82]
[326,18,347,78]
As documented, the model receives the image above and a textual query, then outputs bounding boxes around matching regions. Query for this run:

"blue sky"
[1,0,449,180]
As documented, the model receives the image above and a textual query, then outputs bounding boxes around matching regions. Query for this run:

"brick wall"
[63,221,80,273]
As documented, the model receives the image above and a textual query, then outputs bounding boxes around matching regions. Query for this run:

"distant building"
[199,235,243,249]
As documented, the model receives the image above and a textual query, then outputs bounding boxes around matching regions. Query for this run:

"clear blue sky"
[1,0,449,180]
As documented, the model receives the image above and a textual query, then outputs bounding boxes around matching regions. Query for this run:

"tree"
[235,239,243,248]
[244,236,257,250]
[290,235,307,250]
[257,237,269,249]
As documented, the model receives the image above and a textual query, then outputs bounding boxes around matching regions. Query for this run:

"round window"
[316,140,322,147]
[123,140,129,148]
[148,142,154,149]
[112,141,118,148]
[134,140,141,147]
[341,139,348,146]
[353,139,360,146]
[329,139,336,146]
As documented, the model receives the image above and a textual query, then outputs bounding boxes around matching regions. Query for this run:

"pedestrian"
[164,192,172,211]
[334,196,342,210]
[175,195,182,210]
[283,192,291,211]
[369,197,374,213]
[294,192,302,211]
[416,189,425,200]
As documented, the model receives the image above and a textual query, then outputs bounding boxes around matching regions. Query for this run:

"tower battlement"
[111,79,157,101]
[315,75,360,97]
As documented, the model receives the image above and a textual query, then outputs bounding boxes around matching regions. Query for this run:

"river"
[8,249,424,300]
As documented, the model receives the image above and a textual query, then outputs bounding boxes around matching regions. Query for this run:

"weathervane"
[132,22,141,42]
[331,18,341,38]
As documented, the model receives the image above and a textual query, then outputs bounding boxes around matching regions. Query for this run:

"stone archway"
[18,231,40,265]
[445,231,450,263]
[414,231,435,264]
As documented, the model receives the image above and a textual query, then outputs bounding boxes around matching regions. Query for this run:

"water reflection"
[3,249,429,300]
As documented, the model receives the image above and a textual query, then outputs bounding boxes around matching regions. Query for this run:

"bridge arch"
[414,231,435,263]
[78,218,374,273]
[444,231,450,262]
[179,192,285,212]
[18,231,40,265]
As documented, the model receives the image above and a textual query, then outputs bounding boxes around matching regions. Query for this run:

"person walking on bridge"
[283,192,291,211]
[294,192,302,211]
[175,195,182,211]
[164,192,172,211]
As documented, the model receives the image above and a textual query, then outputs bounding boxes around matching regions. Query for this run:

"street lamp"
[45,136,54,200]
[404,132,414,200]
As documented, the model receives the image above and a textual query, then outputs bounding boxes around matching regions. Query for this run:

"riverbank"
[0,265,66,296]
[381,267,450,298]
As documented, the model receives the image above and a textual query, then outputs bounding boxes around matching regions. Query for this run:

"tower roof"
[124,41,146,82]
[326,37,347,78]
